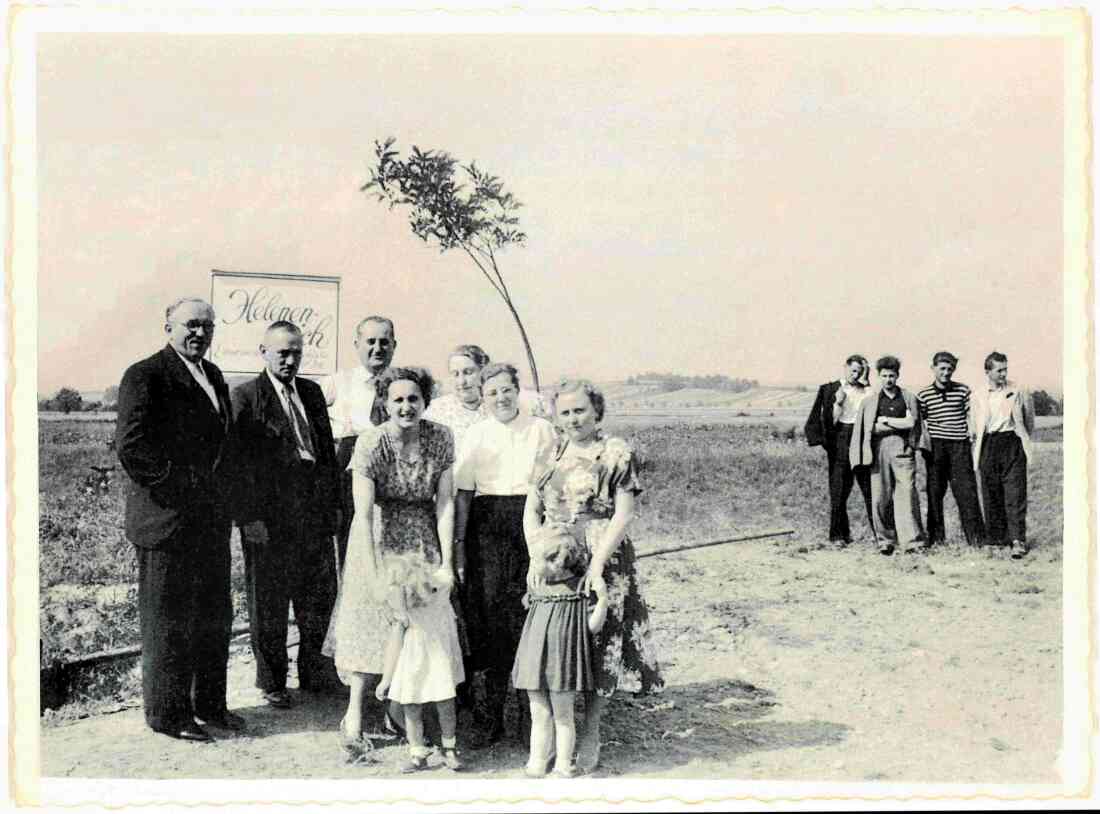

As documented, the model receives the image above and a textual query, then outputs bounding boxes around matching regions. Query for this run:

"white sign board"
[209,270,340,377]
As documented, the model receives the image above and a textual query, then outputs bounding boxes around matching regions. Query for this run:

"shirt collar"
[171,346,205,376]
[266,368,297,394]
[495,409,532,430]
[353,365,377,383]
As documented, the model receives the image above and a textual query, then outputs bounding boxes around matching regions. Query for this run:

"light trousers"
[869,434,926,546]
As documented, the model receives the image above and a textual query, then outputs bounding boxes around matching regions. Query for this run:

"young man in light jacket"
[849,355,929,555]
[970,351,1035,559]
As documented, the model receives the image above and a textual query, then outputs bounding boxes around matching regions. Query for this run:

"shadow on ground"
[591,678,849,776]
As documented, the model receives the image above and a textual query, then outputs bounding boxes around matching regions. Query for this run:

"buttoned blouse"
[321,365,377,439]
[455,411,557,496]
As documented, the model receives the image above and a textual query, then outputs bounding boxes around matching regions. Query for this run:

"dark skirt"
[511,590,594,692]
[461,495,529,676]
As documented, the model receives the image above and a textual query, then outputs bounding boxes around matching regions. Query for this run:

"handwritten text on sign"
[209,272,340,377]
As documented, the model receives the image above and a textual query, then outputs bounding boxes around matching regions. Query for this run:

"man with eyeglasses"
[116,297,243,742]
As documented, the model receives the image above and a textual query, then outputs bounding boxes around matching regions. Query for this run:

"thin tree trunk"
[499,293,540,393]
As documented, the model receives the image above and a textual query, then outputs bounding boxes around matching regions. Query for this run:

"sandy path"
[41,538,1062,783]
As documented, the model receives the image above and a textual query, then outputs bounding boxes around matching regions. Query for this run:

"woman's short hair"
[450,344,491,369]
[876,355,902,373]
[480,362,520,390]
[375,366,435,409]
[551,379,606,422]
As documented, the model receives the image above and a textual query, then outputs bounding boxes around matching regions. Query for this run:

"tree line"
[38,386,118,414]
[624,373,760,394]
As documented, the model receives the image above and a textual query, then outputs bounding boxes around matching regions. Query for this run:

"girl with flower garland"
[523,379,664,774]
[374,551,465,772]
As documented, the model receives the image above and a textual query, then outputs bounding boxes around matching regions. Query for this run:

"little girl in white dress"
[375,552,466,772]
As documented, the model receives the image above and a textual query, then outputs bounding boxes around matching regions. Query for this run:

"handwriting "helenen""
[222,286,332,348]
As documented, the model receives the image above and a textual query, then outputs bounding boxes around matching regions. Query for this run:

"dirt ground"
[41,534,1062,784]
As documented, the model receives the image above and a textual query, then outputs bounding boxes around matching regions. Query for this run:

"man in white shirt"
[320,315,396,564]
[232,322,342,706]
[804,354,873,545]
[971,351,1035,559]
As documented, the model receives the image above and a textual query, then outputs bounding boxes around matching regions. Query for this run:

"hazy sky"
[36,33,1064,395]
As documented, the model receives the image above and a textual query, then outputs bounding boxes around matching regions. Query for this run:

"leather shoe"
[197,710,246,731]
[264,689,294,709]
[156,723,213,743]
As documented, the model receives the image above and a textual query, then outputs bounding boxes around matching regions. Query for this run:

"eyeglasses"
[174,320,215,332]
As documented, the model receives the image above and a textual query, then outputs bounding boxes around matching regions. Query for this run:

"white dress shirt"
[266,369,316,461]
[835,381,870,425]
[985,387,1017,434]
[172,348,220,412]
[455,412,556,496]
[320,365,377,439]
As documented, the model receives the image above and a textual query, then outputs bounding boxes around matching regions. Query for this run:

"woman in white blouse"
[453,362,556,747]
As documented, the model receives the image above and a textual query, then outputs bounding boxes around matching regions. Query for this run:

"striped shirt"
[916,381,971,441]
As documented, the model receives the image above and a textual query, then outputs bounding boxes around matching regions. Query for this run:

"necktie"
[283,383,317,458]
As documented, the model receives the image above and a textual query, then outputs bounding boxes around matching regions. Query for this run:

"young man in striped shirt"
[915,351,985,546]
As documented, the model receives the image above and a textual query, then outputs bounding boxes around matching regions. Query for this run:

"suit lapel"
[161,345,212,409]
[258,372,293,439]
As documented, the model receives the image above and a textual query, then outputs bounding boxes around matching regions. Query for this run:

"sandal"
[441,746,465,771]
[339,716,376,766]
[399,752,429,773]
[575,739,601,774]
[384,707,407,742]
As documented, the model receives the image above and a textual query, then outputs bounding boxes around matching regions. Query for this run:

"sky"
[36,33,1065,396]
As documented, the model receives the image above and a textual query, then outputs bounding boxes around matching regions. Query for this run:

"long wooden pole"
[636,529,795,559]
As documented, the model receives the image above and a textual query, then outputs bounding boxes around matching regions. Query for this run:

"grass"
[39,417,1064,716]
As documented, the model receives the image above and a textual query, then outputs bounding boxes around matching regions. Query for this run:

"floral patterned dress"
[324,420,456,676]
[534,431,663,697]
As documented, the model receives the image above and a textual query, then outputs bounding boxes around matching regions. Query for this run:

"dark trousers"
[136,520,232,732]
[242,466,338,692]
[828,424,873,541]
[462,495,529,737]
[980,432,1028,544]
[334,436,358,568]
[922,437,985,545]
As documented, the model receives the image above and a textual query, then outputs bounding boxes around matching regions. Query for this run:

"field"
[38,413,1065,783]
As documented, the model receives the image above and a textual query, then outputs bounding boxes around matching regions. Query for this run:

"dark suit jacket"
[231,372,339,535]
[804,380,842,450]
[116,345,234,549]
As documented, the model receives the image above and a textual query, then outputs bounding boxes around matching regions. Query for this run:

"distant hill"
[599,381,816,411]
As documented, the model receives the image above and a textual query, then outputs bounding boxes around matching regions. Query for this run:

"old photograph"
[8,4,1091,808]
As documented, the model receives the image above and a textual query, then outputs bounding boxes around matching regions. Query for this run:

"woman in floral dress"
[523,379,663,773]
[324,367,459,759]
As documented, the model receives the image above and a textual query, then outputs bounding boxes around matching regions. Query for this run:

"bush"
[1032,390,1062,416]
[53,387,83,414]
